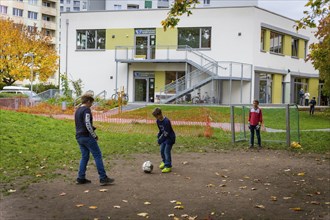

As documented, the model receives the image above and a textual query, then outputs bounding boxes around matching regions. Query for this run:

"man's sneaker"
[159,162,165,169]
[162,167,172,173]
[100,177,115,186]
[76,178,91,185]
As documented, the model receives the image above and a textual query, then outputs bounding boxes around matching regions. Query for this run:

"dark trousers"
[250,125,261,146]
[310,105,315,115]
[305,99,309,106]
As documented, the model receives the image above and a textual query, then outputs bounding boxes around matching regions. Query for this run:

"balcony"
[42,20,57,30]
[41,6,57,16]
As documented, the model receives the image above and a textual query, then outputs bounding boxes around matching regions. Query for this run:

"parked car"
[0,86,42,103]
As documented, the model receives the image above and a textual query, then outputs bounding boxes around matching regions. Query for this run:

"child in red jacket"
[248,100,263,149]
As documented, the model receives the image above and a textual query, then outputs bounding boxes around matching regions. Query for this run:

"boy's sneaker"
[100,177,115,186]
[162,167,172,173]
[76,178,91,185]
[159,162,165,169]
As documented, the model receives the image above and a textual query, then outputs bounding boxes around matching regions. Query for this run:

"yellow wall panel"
[264,29,271,52]
[106,29,134,50]
[155,71,165,92]
[156,28,177,47]
[272,74,283,104]
[298,39,306,59]
[283,35,291,56]
[308,78,319,102]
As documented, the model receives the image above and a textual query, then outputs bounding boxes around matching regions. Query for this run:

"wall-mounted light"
[126,35,129,38]
[238,32,242,36]
[110,76,113,79]
[112,35,115,39]
[288,69,291,73]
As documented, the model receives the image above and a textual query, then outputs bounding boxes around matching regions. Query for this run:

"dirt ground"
[1,150,330,220]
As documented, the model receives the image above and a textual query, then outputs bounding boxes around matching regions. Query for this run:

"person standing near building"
[304,91,310,106]
[309,97,317,115]
[75,94,115,186]
[248,100,263,149]
[299,88,305,106]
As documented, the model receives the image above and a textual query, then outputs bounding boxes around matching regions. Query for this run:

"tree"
[161,0,199,31]
[0,18,58,86]
[296,0,330,96]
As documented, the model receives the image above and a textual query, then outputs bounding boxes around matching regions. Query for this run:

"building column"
[272,74,283,104]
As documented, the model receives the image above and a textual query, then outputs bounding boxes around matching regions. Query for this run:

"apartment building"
[87,0,258,10]
[60,6,320,105]
[60,0,87,12]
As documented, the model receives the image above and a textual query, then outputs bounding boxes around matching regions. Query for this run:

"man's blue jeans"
[250,125,261,146]
[76,136,107,180]
[160,142,173,168]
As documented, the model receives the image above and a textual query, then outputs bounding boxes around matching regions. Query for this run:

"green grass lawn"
[0,108,329,191]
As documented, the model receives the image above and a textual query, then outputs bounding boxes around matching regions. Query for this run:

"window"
[203,0,210,5]
[28,11,38,20]
[13,8,23,17]
[60,0,64,3]
[165,71,185,93]
[127,4,139,9]
[28,0,38,5]
[260,29,265,51]
[145,0,152,8]
[114,4,122,10]
[66,0,71,4]
[27,25,37,33]
[76,29,106,50]
[304,41,308,59]
[178,27,211,49]
[73,7,80,11]
[0,5,8,14]
[43,1,51,7]
[291,37,298,57]
[66,7,70,12]
[42,15,52,21]
[60,6,64,11]
[270,31,283,54]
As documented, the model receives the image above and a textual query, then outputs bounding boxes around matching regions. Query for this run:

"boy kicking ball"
[248,100,263,150]
[152,108,176,173]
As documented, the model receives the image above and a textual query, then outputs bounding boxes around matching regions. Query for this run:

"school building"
[60,6,321,105]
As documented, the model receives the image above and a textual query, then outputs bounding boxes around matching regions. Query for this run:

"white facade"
[60,7,319,104]
[60,0,88,12]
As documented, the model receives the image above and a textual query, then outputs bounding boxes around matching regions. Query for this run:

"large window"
[260,29,265,51]
[291,37,298,57]
[28,11,38,20]
[76,29,106,50]
[178,27,211,49]
[0,5,8,14]
[270,32,283,54]
[28,0,38,5]
[203,0,210,5]
[13,8,23,17]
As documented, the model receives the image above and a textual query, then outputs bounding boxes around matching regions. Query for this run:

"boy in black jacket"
[152,108,176,173]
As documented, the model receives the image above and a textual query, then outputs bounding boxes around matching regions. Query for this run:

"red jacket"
[249,107,263,126]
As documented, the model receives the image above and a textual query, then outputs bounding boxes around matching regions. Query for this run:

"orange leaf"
[76,204,84,208]
[89,206,98,209]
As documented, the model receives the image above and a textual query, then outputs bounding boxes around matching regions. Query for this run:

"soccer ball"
[142,161,153,173]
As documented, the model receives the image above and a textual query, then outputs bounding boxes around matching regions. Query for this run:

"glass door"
[135,36,148,59]
[134,79,147,102]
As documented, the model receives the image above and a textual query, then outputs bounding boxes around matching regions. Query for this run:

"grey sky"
[258,0,309,20]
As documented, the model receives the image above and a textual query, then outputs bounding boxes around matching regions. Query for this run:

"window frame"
[13,8,23,17]
[270,31,283,55]
[76,29,106,50]
[0,5,8,14]
[291,37,299,58]
[178,27,212,49]
[28,11,38,20]
[260,29,266,51]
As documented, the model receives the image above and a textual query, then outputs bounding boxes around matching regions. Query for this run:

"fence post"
[230,105,235,143]
[286,104,290,147]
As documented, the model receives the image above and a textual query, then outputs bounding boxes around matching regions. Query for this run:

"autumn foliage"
[0,18,58,86]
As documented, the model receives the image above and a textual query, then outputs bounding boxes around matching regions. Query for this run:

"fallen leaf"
[311,201,320,205]
[8,189,16,193]
[297,172,305,176]
[206,184,215,187]
[89,206,98,209]
[168,214,175,217]
[325,202,330,205]
[76,204,85,207]
[244,176,250,179]
[59,192,66,196]
[284,169,291,172]
[170,200,177,203]
[210,212,215,215]
[36,174,42,177]
[185,177,191,180]
[94,218,99,220]
[315,192,321,195]
[219,184,226,187]
[290,207,302,211]
[122,200,128,203]
[175,201,182,205]
[182,161,189,165]
[144,201,151,205]
[137,212,148,217]
[174,217,180,220]
[188,216,198,220]
[215,172,220,176]
[99,189,108,192]
[271,196,277,201]
[174,205,184,209]
[113,205,121,209]
[181,214,189,218]
[283,197,292,200]
[84,190,89,193]
[251,188,257,191]
[255,204,265,209]
[239,186,247,189]
[264,183,271,186]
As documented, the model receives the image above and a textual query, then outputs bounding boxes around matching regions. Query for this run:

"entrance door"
[135,36,148,59]
[134,77,155,102]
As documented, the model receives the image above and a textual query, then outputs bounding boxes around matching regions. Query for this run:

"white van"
[0,86,42,103]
